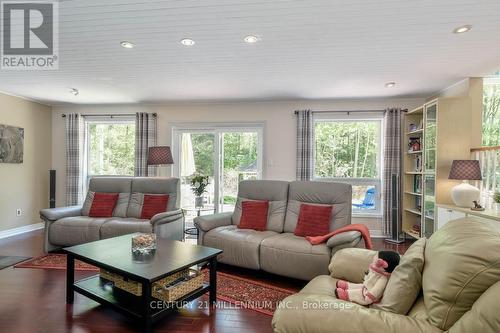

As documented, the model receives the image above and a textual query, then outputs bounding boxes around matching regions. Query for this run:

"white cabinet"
[437,204,500,230]
[437,207,466,230]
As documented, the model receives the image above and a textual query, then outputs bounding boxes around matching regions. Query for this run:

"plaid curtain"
[296,109,313,181]
[65,113,85,205]
[135,112,158,177]
[383,108,403,236]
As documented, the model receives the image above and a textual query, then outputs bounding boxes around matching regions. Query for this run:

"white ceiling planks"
[0,0,499,104]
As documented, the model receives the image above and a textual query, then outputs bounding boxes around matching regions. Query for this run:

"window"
[85,118,135,177]
[172,124,263,215]
[313,112,383,216]
[483,71,500,146]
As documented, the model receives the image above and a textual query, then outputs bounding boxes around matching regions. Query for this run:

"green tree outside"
[88,123,135,176]
[483,74,500,146]
[314,121,379,179]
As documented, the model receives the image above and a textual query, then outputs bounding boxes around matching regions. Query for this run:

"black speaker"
[385,173,405,244]
[49,170,56,208]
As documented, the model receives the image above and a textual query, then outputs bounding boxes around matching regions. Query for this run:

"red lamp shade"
[448,160,482,180]
[147,146,174,166]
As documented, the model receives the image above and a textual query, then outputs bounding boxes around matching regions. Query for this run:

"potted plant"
[493,192,500,212]
[190,175,210,208]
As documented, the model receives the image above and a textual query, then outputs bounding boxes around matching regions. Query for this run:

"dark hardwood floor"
[0,230,413,333]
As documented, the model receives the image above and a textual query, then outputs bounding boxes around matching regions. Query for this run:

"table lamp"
[448,160,482,208]
[147,146,174,176]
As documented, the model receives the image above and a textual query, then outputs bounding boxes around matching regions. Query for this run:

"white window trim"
[171,122,265,213]
[312,112,384,217]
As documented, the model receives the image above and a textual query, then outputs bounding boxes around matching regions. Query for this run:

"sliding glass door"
[220,131,261,211]
[177,131,217,213]
[172,125,263,214]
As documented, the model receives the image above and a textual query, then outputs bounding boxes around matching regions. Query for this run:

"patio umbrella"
[181,133,196,177]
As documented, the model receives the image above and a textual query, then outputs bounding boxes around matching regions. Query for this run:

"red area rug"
[15,254,294,315]
[15,254,99,271]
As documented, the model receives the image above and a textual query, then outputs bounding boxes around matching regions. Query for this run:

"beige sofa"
[195,180,361,280]
[272,216,500,333]
[40,177,184,252]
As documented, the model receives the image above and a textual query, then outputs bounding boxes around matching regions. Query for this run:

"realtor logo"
[1,1,59,70]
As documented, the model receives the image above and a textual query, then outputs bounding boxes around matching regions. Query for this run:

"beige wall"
[52,97,424,235]
[429,77,483,147]
[0,78,483,234]
[0,92,52,232]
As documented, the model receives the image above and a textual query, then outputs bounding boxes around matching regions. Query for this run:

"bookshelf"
[401,97,473,239]
[402,105,425,238]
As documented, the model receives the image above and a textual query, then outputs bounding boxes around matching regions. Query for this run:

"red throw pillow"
[89,193,119,218]
[141,194,169,219]
[238,200,269,231]
[294,203,332,237]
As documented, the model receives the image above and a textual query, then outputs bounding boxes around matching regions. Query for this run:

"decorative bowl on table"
[131,233,157,256]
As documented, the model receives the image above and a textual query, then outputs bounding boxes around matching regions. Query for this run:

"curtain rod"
[61,113,157,118]
[293,109,407,114]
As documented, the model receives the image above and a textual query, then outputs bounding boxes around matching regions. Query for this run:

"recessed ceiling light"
[244,35,260,43]
[453,25,472,34]
[120,41,135,49]
[385,82,396,88]
[180,38,195,46]
[69,88,79,96]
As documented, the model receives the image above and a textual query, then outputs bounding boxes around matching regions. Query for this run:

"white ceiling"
[1,0,500,105]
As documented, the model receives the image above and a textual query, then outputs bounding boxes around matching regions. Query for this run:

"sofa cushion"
[140,194,169,219]
[82,191,130,217]
[294,203,332,237]
[328,248,377,283]
[232,180,289,233]
[203,225,278,270]
[283,181,352,233]
[446,281,500,333]
[89,193,119,217]
[422,217,500,330]
[372,238,425,314]
[128,193,170,218]
[49,216,108,246]
[100,218,152,239]
[238,200,269,231]
[299,275,340,297]
[260,233,331,280]
[81,191,94,216]
[407,295,429,322]
[114,193,131,217]
[127,193,144,218]
[131,177,179,211]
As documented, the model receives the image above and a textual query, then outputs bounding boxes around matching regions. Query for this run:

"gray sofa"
[194,180,361,280]
[40,177,184,252]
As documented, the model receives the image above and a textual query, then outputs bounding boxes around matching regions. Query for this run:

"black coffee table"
[63,234,222,332]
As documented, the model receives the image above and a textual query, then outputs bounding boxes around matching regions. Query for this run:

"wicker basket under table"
[100,268,202,301]
[152,269,204,302]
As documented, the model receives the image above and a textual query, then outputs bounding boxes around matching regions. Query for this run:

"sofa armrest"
[150,209,183,226]
[326,231,361,248]
[272,294,441,333]
[194,212,232,232]
[40,205,82,222]
[328,247,377,283]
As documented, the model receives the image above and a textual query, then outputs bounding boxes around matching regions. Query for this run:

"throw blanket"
[305,224,373,249]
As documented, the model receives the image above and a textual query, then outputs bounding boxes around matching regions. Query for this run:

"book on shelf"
[415,196,422,212]
[413,175,422,193]
[411,155,422,172]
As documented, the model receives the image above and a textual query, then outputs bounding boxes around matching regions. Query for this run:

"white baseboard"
[0,222,44,240]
